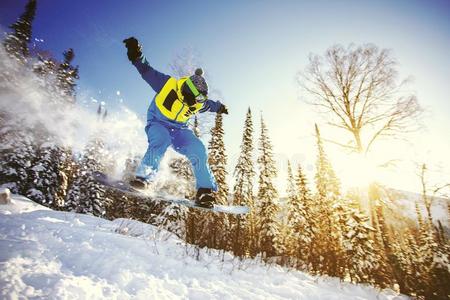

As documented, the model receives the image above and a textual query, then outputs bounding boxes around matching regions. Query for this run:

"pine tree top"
[3,0,37,59]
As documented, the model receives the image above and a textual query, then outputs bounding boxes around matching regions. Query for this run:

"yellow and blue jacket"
[132,56,223,128]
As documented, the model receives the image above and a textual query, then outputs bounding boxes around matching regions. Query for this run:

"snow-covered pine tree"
[274,161,297,265]
[157,146,194,238]
[65,136,113,217]
[413,201,435,297]
[416,165,450,298]
[340,207,378,283]
[231,108,257,257]
[256,115,280,259]
[314,124,340,199]
[193,112,230,249]
[367,183,396,285]
[389,235,411,294]
[287,163,315,269]
[154,150,190,236]
[33,53,57,78]
[369,205,395,287]
[208,113,229,206]
[2,0,37,61]
[273,220,291,266]
[155,203,188,239]
[429,237,450,299]
[313,124,342,276]
[0,118,35,194]
[158,152,193,239]
[26,136,59,207]
[56,48,79,102]
[400,230,423,295]
[282,161,297,259]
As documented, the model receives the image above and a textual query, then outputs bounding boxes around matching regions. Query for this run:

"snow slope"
[0,195,408,300]
[391,189,449,227]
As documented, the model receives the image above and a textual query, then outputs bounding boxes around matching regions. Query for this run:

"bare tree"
[169,46,200,77]
[297,44,423,154]
[418,163,450,223]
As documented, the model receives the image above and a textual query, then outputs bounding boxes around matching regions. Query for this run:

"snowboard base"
[93,171,249,215]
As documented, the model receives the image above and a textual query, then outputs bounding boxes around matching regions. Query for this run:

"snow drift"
[0,194,408,299]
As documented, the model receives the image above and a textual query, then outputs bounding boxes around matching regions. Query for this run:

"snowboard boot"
[195,188,215,208]
[129,176,150,190]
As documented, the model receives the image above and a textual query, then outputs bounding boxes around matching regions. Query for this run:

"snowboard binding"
[195,188,215,208]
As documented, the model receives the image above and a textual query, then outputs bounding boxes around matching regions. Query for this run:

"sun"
[339,154,379,189]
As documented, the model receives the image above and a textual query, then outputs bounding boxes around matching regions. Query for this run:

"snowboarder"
[123,37,228,208]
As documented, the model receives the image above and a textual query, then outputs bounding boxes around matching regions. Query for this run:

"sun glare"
[339,154,379,189]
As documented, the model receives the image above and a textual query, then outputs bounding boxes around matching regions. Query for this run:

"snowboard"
[93,171,249,215]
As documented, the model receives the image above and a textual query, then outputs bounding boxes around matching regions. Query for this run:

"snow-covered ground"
[0,195,408,300]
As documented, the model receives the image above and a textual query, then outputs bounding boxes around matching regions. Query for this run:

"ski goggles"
[185,78,207,103]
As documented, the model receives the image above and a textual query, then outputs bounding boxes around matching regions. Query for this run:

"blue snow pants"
[135,121,217,191]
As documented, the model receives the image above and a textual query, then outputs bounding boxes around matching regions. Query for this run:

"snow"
[0,194,408,300]
[391,189,449,227]
[0,46,147,175]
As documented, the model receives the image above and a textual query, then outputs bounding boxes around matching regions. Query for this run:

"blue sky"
[1,0,450,192]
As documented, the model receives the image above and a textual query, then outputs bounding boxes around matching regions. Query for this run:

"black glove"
[218,104,228,115]
[123,37,142,62]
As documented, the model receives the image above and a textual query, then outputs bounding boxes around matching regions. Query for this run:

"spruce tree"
[256,115,280,259]
[0,120,35,194]
[286,163,315,269]
[283,161,298,257]
[160,148,194,240]
[33,54,57,78]
[155,155,190,239]
[155,203,188,238]
[3,0,37,61]
[414,201,437,297]
[195,112,230,249]
[313,124,342,276]
[26,139,59,207]
[208,113,229,205]
[370,205,395,286]
[341,208,378,283]
[403,231,423,294]
[231,108,256,256]
[430,240,450,299]
[314,124,340,199]
[57,48,79,101]
[368,183,397,285]
[65,136,113,216]
[273,220,290,266]
[278,161,298,264]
